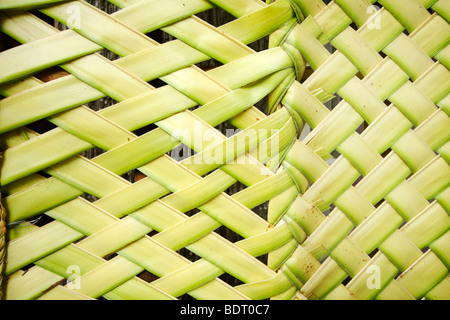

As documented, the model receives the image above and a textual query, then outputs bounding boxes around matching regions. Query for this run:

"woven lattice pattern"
[0,0,449,300]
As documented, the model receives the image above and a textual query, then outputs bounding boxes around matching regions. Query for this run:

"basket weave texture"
[0,0,449,300]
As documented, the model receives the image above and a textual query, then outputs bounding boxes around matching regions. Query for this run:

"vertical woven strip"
[0,192,4,299]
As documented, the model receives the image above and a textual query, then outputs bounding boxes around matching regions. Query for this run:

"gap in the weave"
[426,6,436,15]
[86,0,119,14]
[0,29,20,57]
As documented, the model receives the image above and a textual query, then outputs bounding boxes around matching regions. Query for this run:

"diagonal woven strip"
[0,0,449,300]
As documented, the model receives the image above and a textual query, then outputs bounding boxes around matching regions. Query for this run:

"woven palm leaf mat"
[0,0,449,300]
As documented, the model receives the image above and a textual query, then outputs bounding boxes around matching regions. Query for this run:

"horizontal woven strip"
[0,0,449,300]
